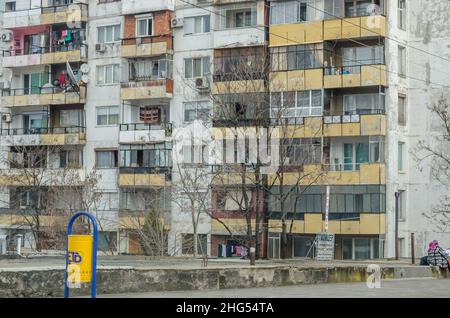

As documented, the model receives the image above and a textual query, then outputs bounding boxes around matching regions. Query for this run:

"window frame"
[96,64,120,86]
[184,57,210,79]
[95,150,118,169]
[183,101,210,122]
[184,15,211,35]
[398,0,406,30]
[96,106,119,126]
[136,14,154,37]
[97,24,121,44]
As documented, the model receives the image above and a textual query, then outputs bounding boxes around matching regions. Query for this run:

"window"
[271,44,323,72]
[60,150,82,168]
[183,144,207,165]
[184,57,210,78]
[270,90,323,118]
[5,1,16,12]
[282,138,322,165]
[343,94,385,115]
[398,142,405,172]
[398,0,406,30]
[270,0,310,25]
[398,46,406,77]
[120,143,171,168]
[96,106,119,126]
[60,109,82,127]
[341,46,384,66]
[184,15,210,35]
[95,150,118,168]
[397,190,406,220]
[224,8,256,28]
[97,25,121,43]
[129,58,171,81]
[97,64,120,85]
[184,101,210,122]
[398,95,406,126]
[136,15,153,37]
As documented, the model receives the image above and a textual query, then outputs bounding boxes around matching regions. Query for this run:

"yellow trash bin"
[67,234,93,283]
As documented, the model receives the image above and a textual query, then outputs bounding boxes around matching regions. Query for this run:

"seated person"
[427,240,449,270]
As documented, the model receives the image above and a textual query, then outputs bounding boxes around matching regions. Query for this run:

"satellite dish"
[81,75,90,83]
[80,63,90,74]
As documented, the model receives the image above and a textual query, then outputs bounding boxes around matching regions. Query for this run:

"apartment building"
[0,0,448,259]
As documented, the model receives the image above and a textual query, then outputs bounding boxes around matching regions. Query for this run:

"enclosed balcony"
[3,1,88,29]
[118,143,172,187]
[121,57,173,100]
[121,0,174,15]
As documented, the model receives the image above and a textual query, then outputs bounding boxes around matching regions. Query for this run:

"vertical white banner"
[325,185,330,232]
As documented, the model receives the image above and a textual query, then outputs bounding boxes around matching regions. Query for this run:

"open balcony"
[1,86,86,107]
[121,36,173,58]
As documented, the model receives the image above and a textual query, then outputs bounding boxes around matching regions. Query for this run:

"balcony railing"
[0,126,85,136]
[121,35,172,47]
[120,122,173,135]
[1,86,78,96]
[2,43,86,57]
[324,64,383,76]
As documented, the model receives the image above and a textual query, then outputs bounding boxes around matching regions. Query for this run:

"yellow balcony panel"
[53,51,67,64]
[324,19,342,40]
[40,13,55,25]
[360,114,386,136]
[212,172,256,186]
[41,53,53,64]
[268,219,305,234]
[361,15,386,38]
[359,213,382,235]
[212,218,256,235]
[66,50,83,62]
[379,213,386,234]
[121,45,137,57]
[49,93,66,105]
[359,163,385,184]
[323,123,343,137]
[65,92,83,104]
[55,11,68,23]
[269,72,288,92]
[324,74,342,88]
[281,125,305,139]
[304,213,322,233]
[341,122,360,136]
[41,134,66,145]
[340,220,360,234]
[269,22,323,46]
[119,173,168,187]
[119,216,170,230]
[212,80,264,94]
[342,73,361,87]
[286,70,305,91]
[304,69,323,89]
[342,17,361,38]
[121,86,171,100]
[327,220,341,234]
[121,42,169,58]
[303,117,322,137]
[326,170,360,185]
[361,65,387,86]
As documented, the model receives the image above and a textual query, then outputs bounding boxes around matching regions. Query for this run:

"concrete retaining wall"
[0,265,442,298]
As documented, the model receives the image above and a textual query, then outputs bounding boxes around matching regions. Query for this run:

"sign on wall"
[315,232,335,261]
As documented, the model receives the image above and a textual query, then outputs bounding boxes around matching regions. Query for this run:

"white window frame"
[184,57,210,79]
[398,45,406,77]
[270,90,323,118]
[96,64,120,85]
[136,14,153,37]
[184,15,211,35]
[398,141,405,172]
[97,24,121,44]
[95,150,118,168]
[96,106,119,126]
[183,101,210,122]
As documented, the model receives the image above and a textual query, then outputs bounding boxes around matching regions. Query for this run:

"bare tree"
[413,94,450,232]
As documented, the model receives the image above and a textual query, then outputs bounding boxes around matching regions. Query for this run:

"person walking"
[427,240,450,270]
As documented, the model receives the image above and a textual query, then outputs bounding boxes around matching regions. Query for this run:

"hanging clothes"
[218,244,222,257]
[226,244,232,257]
[221,244,226,257]
[64,30,72,41]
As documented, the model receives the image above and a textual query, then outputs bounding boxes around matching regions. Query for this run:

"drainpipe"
[394,192,400,260]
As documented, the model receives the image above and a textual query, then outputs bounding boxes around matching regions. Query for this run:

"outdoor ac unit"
[171,18,184,28]
[1,31,12,42]
[195,77,210,93]
[2,113,12,123]
[95,43,106,53]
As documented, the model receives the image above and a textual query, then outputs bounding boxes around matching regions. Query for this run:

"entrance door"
[268,236,280,259]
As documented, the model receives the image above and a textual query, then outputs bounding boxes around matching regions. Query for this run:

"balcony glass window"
[184,57,210,79]
[60,109,82,127]
[136,15,153,37]
[214,47,265,81]
[23,114,47,133]
[184,15,210,35]
[60,149,82,168]
[214,93,264,121]
[270,90,323,118]
[270,0,311,25]
[282,138,322,165]
[97,25,121,44]
[271,44,323,71]
[345,0,375,17]
[130,58,171,81]
[342,46,384,67]
[216,4,257,29]
[120,144,171,168]
[343,93,385,115]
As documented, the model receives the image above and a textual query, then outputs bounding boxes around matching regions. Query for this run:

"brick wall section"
[123,11,173,49]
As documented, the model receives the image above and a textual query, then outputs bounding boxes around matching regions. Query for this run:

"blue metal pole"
[64,211,98,299]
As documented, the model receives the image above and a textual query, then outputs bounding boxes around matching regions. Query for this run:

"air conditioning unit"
[171,17,184,28]
[195,77,210,93]
[95,43,106,53]
[1,31,12,42]
[2,113,12,123]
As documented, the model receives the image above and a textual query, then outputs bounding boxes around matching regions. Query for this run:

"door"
[24,114,47,134]
[355,143,369,170]
[268,236,280,259]
[24,72,49,95]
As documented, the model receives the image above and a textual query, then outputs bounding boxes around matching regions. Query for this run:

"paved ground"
[0,254,418,270]
[98,278,450,298]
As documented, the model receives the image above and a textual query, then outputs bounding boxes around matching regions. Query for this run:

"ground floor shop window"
[342,237,380,260]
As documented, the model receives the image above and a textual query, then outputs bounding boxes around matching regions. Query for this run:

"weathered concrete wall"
[1,265,436,298]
